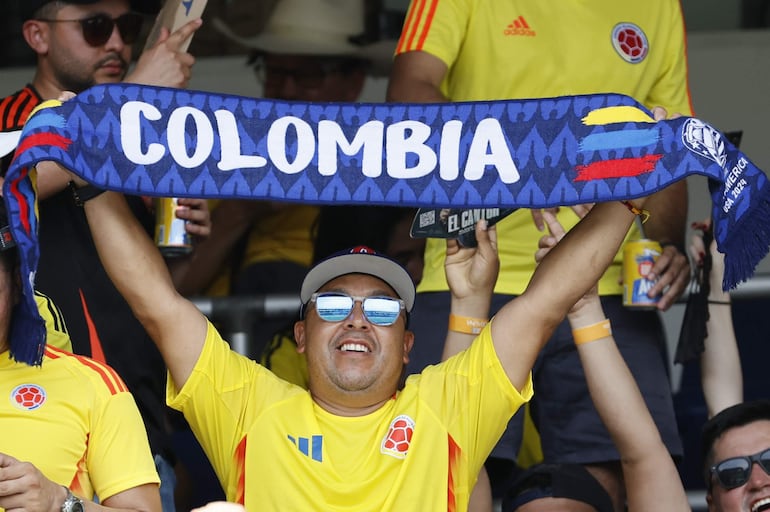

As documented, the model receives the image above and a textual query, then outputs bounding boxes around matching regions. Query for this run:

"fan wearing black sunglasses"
[702,400,770,512]
[21,0,201,99]
[0,2,207,512]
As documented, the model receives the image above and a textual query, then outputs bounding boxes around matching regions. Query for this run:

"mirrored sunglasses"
[309,292,405,326]
[37,12,144,47]
[710,447,770,490]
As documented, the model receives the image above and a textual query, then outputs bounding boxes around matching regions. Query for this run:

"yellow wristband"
[572,319,612,345]
[448,314,488,335]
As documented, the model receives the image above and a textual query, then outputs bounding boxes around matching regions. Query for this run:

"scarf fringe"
[723,184,770,290]
[9,304,46,366]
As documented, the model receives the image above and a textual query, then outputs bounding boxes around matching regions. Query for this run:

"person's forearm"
[576,331,662,459]
[701,299,743,418]
[386,53,449,103]
[526,201,638,325]
[83,192,177,333]
[442,294,492,361]
[577,333,690,511]
[33,162,73,200]
[490,201,639,390]
[82,190,206,387]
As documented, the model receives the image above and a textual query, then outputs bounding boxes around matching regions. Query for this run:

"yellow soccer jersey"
[0,346,159,504]
[260,330,309,389]
[241,204,318,268]
[169,321,530,511]
[397,0,694,295]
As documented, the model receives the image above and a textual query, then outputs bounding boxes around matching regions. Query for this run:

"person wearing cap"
[55,141,657,509]
[0,198,162,512]
[173,0,398,357]
[0,3,208,511]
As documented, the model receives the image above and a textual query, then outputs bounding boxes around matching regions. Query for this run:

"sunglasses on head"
[308,292,405,326]
[710,447,770,490]
[37,12,144,47]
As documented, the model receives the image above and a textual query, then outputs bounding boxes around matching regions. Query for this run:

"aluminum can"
[622,239,662,309]
[154,197,192,257]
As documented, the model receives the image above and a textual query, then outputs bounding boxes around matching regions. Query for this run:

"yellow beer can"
[154,197,192,257]
[622,239,662,309]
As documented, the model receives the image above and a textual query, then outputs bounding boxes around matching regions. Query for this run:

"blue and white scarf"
[4,84,770,364]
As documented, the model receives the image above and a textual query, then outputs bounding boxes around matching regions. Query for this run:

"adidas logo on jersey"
[504,16,535,37]
[288,434,323,462]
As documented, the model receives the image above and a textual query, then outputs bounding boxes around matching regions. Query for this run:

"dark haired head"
[701,400,770,486]
[501,463,613,512]
[312,206,416,264]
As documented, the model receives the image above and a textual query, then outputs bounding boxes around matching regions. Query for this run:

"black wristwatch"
[68,180,105,207]
[61,487,85,512]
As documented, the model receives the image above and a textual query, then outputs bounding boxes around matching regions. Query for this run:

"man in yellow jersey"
[57,133,661,509]
[0,199,161,512]
[387,2,693,508]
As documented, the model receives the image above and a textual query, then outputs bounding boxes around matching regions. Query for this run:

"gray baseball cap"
[300,246,416,312]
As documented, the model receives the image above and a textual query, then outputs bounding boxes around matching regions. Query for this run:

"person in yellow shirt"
[0,199,161,512]
[61,141,659,509]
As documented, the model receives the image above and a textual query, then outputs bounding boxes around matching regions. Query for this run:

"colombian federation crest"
[10,383,46,410]
[381,415,415,459]
[611,22,648,64]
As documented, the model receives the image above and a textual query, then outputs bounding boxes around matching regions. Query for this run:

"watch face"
[62,490,85,512]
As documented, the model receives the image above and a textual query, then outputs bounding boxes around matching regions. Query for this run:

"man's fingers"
[164,18,203,50]
[651,106,669,121]
[570,203,593,219]
[530,209,545,231]
[0,453,18,468]
[56,91,76,102]
[689,234,706,265]
[542,210,566,240]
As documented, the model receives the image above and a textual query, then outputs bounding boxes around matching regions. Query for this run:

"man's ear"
[294,320,307,353]
[402,329,415,365]
[23,20,51,54]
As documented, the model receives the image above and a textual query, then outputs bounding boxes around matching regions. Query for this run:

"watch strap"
[61,486,85,512]
[68,181,105,207]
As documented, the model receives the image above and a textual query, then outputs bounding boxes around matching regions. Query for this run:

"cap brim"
[300,253,415,312]
[0,131,21,158]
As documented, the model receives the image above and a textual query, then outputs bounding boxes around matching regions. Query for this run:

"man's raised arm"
[490,199,643,391]
[60,169,208,389]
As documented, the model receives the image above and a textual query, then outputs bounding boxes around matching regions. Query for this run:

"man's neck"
[31,72,67,102]
[310,391,394,417]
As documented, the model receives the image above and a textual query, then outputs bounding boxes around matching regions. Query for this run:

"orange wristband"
[572,319,612,345]
[448,314,488,335]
